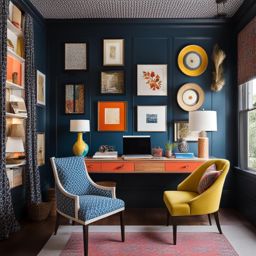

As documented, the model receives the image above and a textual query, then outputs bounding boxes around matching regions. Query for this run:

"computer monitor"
[123,135,151,155]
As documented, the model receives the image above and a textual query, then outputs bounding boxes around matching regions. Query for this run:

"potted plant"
[165,141,176,158]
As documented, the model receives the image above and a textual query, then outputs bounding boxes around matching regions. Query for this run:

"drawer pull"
[182,165,189,168]
[115,165,124,170]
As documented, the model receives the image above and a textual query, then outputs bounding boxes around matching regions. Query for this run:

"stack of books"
[174,153,195,159]
[93,151,118,159]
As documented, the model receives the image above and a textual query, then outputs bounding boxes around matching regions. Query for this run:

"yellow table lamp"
[70,120,90,157]
[189,110,217,158]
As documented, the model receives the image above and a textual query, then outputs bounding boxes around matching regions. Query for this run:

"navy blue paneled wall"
[47,20,236,163]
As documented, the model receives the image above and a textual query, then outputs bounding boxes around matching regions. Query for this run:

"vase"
[178,139,189,153]
[165,150,172,158]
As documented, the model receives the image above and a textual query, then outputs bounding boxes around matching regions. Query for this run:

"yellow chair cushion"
[163,191,198,216]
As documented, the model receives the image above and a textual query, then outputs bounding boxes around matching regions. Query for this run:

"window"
[239,78,256,171]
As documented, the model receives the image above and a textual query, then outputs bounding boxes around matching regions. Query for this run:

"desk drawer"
[165,162,203,173]
[102,162,134,173]
[135,162,165,172]
[86,162,101,172]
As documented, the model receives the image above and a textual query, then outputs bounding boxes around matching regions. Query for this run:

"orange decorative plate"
[178,45,208,76]
[177,83,205,111]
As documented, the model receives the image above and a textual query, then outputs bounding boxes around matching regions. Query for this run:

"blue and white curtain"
[0,0,20,240]
[24,14,42,204]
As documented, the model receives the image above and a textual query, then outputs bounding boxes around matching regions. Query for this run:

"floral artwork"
[143,71,162,91]
[137,65,167,96]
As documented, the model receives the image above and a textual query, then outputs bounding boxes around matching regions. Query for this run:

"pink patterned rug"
[60,232,238,256]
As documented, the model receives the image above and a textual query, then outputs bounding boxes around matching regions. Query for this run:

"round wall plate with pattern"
[177,83,205,111]
[178,45,208,76]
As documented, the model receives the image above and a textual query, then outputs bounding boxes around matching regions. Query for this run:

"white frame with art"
[103,39,124,66]
[36,70,46,106]
[174,121,200,142]
[137,105,167,132]
[64,43,87,70]
[137,64,167,96]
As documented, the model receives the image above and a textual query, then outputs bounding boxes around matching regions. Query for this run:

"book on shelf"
[174,152,195,159]
[93,151,118,159]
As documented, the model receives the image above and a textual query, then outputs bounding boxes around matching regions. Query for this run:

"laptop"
[122,135,153,159]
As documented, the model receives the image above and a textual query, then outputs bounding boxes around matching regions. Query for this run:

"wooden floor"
[0,208,247,256]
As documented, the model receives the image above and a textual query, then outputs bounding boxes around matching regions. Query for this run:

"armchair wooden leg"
[208,214,212,226]
[213,211,222,234]
[83,225,89,256]
[54,212,60,235]
[120,211,125,242]
[166,209,170,226]
[170,215,177,245]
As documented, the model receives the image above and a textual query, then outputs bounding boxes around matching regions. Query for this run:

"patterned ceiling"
[29,0,244,19]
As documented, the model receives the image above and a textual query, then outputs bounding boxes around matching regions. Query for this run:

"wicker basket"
[28,202,51,221]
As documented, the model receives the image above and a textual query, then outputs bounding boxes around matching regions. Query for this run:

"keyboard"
[122,154,153,160]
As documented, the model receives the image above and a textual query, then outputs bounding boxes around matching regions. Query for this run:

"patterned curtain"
[24,14,42,204]
[0,0,20,240]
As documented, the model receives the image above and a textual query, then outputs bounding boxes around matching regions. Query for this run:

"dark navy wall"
[47,19,236,207]
[11,0,48,218]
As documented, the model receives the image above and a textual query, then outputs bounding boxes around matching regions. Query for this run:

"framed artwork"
[174,121,200,142]
[98,101,127,131]
[103,39,124,66]
[137,105,167,132]
[177,83,205,111]
[37,133,45,166]
[137,64,167,96]
[65,84,85,114]
[101,71,125,94]
[36,70,46,106]
[64,43,87,70]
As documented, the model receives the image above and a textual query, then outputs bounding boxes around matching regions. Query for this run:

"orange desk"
[85,157,206,174]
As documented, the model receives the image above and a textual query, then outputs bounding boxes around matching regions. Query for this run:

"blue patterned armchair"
[50,156,125,256]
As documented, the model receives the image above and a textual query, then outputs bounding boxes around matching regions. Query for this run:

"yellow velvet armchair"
[163,159,230,245]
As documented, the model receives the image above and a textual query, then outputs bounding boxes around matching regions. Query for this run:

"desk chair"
[50,156,125,256]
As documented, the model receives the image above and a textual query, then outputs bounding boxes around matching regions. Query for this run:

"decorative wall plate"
[177,83,205,111]
[178,45,208,76]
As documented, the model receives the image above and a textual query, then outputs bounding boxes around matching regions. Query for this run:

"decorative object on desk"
[37,133,45,166]
[99,145,115,152]
[64,43,87,70]
[137,64,167,96]
[103,39,124,66]
[189,110,217,158]
[165,141,176,158]
[152,147,163,157]
[70,119,90,156]
[174,121,200,142]
[36,70,46,106]
[101,71,125,94]
[98,101,127,131]
[137,105,167,132]
[178,45,208,76]
[65,84,85,114]
[211,44,226,92]
[177,138,189,153]
[177,83,205,112]
[174,152,195,159]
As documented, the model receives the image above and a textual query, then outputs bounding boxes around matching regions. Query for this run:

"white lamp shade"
[70,120,90,132]
[189,110,217,132]
[6,137,24,153]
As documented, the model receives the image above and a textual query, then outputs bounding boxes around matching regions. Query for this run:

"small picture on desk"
[174,121,200,142]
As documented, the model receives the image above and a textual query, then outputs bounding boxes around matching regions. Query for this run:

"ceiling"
[29,0,244,19]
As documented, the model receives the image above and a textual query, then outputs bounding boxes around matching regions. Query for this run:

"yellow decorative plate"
[177,83,205,111]
[178,45,208,76]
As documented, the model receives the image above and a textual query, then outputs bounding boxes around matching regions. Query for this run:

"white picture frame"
[137,105,167,132]
[65,43,87,70]
[36,70,46,106]
[137,64,167,96]
[103,39,124,66]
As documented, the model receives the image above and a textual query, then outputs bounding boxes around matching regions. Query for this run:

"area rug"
[60,232,238,256]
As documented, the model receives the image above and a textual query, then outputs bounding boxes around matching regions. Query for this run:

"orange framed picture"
[98,101,127,131]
